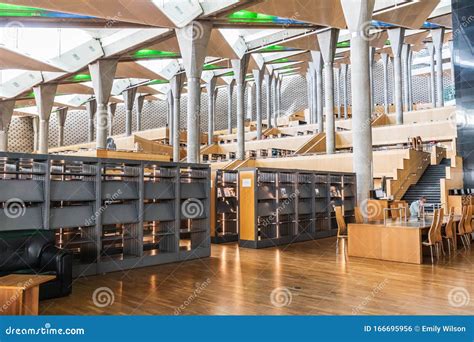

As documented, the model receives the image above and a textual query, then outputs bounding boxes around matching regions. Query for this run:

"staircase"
[402,159,451,211]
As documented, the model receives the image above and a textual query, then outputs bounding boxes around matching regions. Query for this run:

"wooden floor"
[40,237,474,315]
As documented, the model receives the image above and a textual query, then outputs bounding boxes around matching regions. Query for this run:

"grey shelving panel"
[238,167,356,249]
[0,152,210,277]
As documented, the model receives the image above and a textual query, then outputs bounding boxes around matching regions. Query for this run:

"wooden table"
[348,216,460,264]
[0,274,55,315]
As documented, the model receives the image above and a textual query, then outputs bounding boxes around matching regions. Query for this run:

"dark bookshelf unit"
[211,169,239,243]
[0,152,210,277]
[238,168,357,249]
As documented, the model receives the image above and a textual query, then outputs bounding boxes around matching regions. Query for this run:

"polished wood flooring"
[40,237,474,315]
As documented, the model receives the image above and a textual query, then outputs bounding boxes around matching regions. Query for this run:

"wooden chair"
[442,207,456,255]
[354,206,364,224]
[457,206,468,250]
[335,206,347,254]
[422,209,440,264]
[463,205,472,247]
[434,207,445,257]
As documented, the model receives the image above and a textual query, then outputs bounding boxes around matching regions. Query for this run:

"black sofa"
[0,230,72,300]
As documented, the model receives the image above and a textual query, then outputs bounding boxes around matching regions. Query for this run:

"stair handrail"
[390,152,431,200]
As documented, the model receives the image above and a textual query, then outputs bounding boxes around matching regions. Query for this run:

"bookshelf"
[211,169,239,243]
[238,168,356,249]
[0,152,210,277]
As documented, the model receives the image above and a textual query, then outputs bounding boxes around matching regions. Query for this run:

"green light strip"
[132,49,179,59]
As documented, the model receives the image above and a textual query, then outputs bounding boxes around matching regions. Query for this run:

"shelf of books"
[211,170,239,243]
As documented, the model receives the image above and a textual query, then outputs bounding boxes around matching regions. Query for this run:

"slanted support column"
[89,59,118,149]
[432,28,446,107]
[123,87,137,136]
[311,51,324,133]
[340,64,349,120]
[225,79,235,134]
[56,107,68,147]
[135,95,145,132]
[107,102,117,136]
[86,100,96,143]
[381,53,390,113]
[341,0,375,207]
[170,73,185,162]
[33,84,57,154]
[264,73,273,128]
[387,27,405,124]
[206,77,217,146]
[317,28,340,154]
[176,21,212,163]
[426,43,436,108]
[0,100,15,152]
[231,55,250,161]
[247,82,255,121]
[369,47,376,114]
[32,116,39,152]
[401,44,411,111]
[253,68,264,140]
[277,75,282,118]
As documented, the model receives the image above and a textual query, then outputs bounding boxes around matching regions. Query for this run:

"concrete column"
[231,55,250,161]
[175,21,212,163]
[170,73,185,162]
[123,87,137,137]
[340,63,349,120]
[432,28,445,107]
[33,84,57,154]
[135,95,145,132]
[32,116,39,152]
[206,77,217,145]
[272,75,278,128]
[264,73,272,128]
[341,0,376,206]
[277,75,282,118]
[369,47,376,114]
[426,43,436,108]
[387,28,405,124]
[86,100,96,143]
[401,44,411,111]
[306,70,313,124]
[226,80,235,134]
[56,107,68,147]
[449,40,455,87]
[0,100,15,152]
[408,49,413,111]
[253,69,264,139]
[311,51,324,133]
[88,59,118,149]
[317,28,340,154]
[335,66,341,119]
[381,53,390,113]
[107,102,117,136]
[247,82,255,121]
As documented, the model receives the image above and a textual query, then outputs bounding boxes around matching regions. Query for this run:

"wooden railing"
[386,149,431,200]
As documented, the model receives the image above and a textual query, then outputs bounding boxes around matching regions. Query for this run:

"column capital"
[387,28,406,57]
[317,28,340,64]
[0,100,15,132]
[431,27,446,50]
